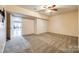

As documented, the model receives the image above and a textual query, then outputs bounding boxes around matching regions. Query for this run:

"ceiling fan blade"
[52,5,56,7]
[48,5,56,9]
[51,9,58,11]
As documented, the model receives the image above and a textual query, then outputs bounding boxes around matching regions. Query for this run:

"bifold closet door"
[22,18,35,35]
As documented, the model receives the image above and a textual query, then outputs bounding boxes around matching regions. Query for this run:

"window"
[11,15,22,37]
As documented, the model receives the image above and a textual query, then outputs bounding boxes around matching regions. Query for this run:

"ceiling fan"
[45,5,58,12]
[36,5,58,16]
[42,5,58,13]
[48,5,58,11]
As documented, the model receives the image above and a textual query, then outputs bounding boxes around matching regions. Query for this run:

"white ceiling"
[18,5,78,16]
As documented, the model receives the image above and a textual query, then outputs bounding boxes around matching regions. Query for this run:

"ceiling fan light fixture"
[45,9,51,13]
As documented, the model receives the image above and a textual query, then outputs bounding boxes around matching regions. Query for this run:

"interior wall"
[22,18,35,35]
[35,18,48,34]
[48,10,78,37]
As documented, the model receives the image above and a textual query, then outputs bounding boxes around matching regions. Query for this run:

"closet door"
[22,18,35,35]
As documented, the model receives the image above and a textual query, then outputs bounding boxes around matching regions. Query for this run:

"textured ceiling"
[18,5,78,16]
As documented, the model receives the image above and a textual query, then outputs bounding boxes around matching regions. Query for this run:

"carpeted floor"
[4,33,78,53]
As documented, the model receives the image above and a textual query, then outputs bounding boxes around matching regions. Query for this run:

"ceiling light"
[45,9,51,13]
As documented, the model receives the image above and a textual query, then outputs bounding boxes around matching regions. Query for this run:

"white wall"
[48,10,78,37]
[35,19,48,34]
[22,18,35,35]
